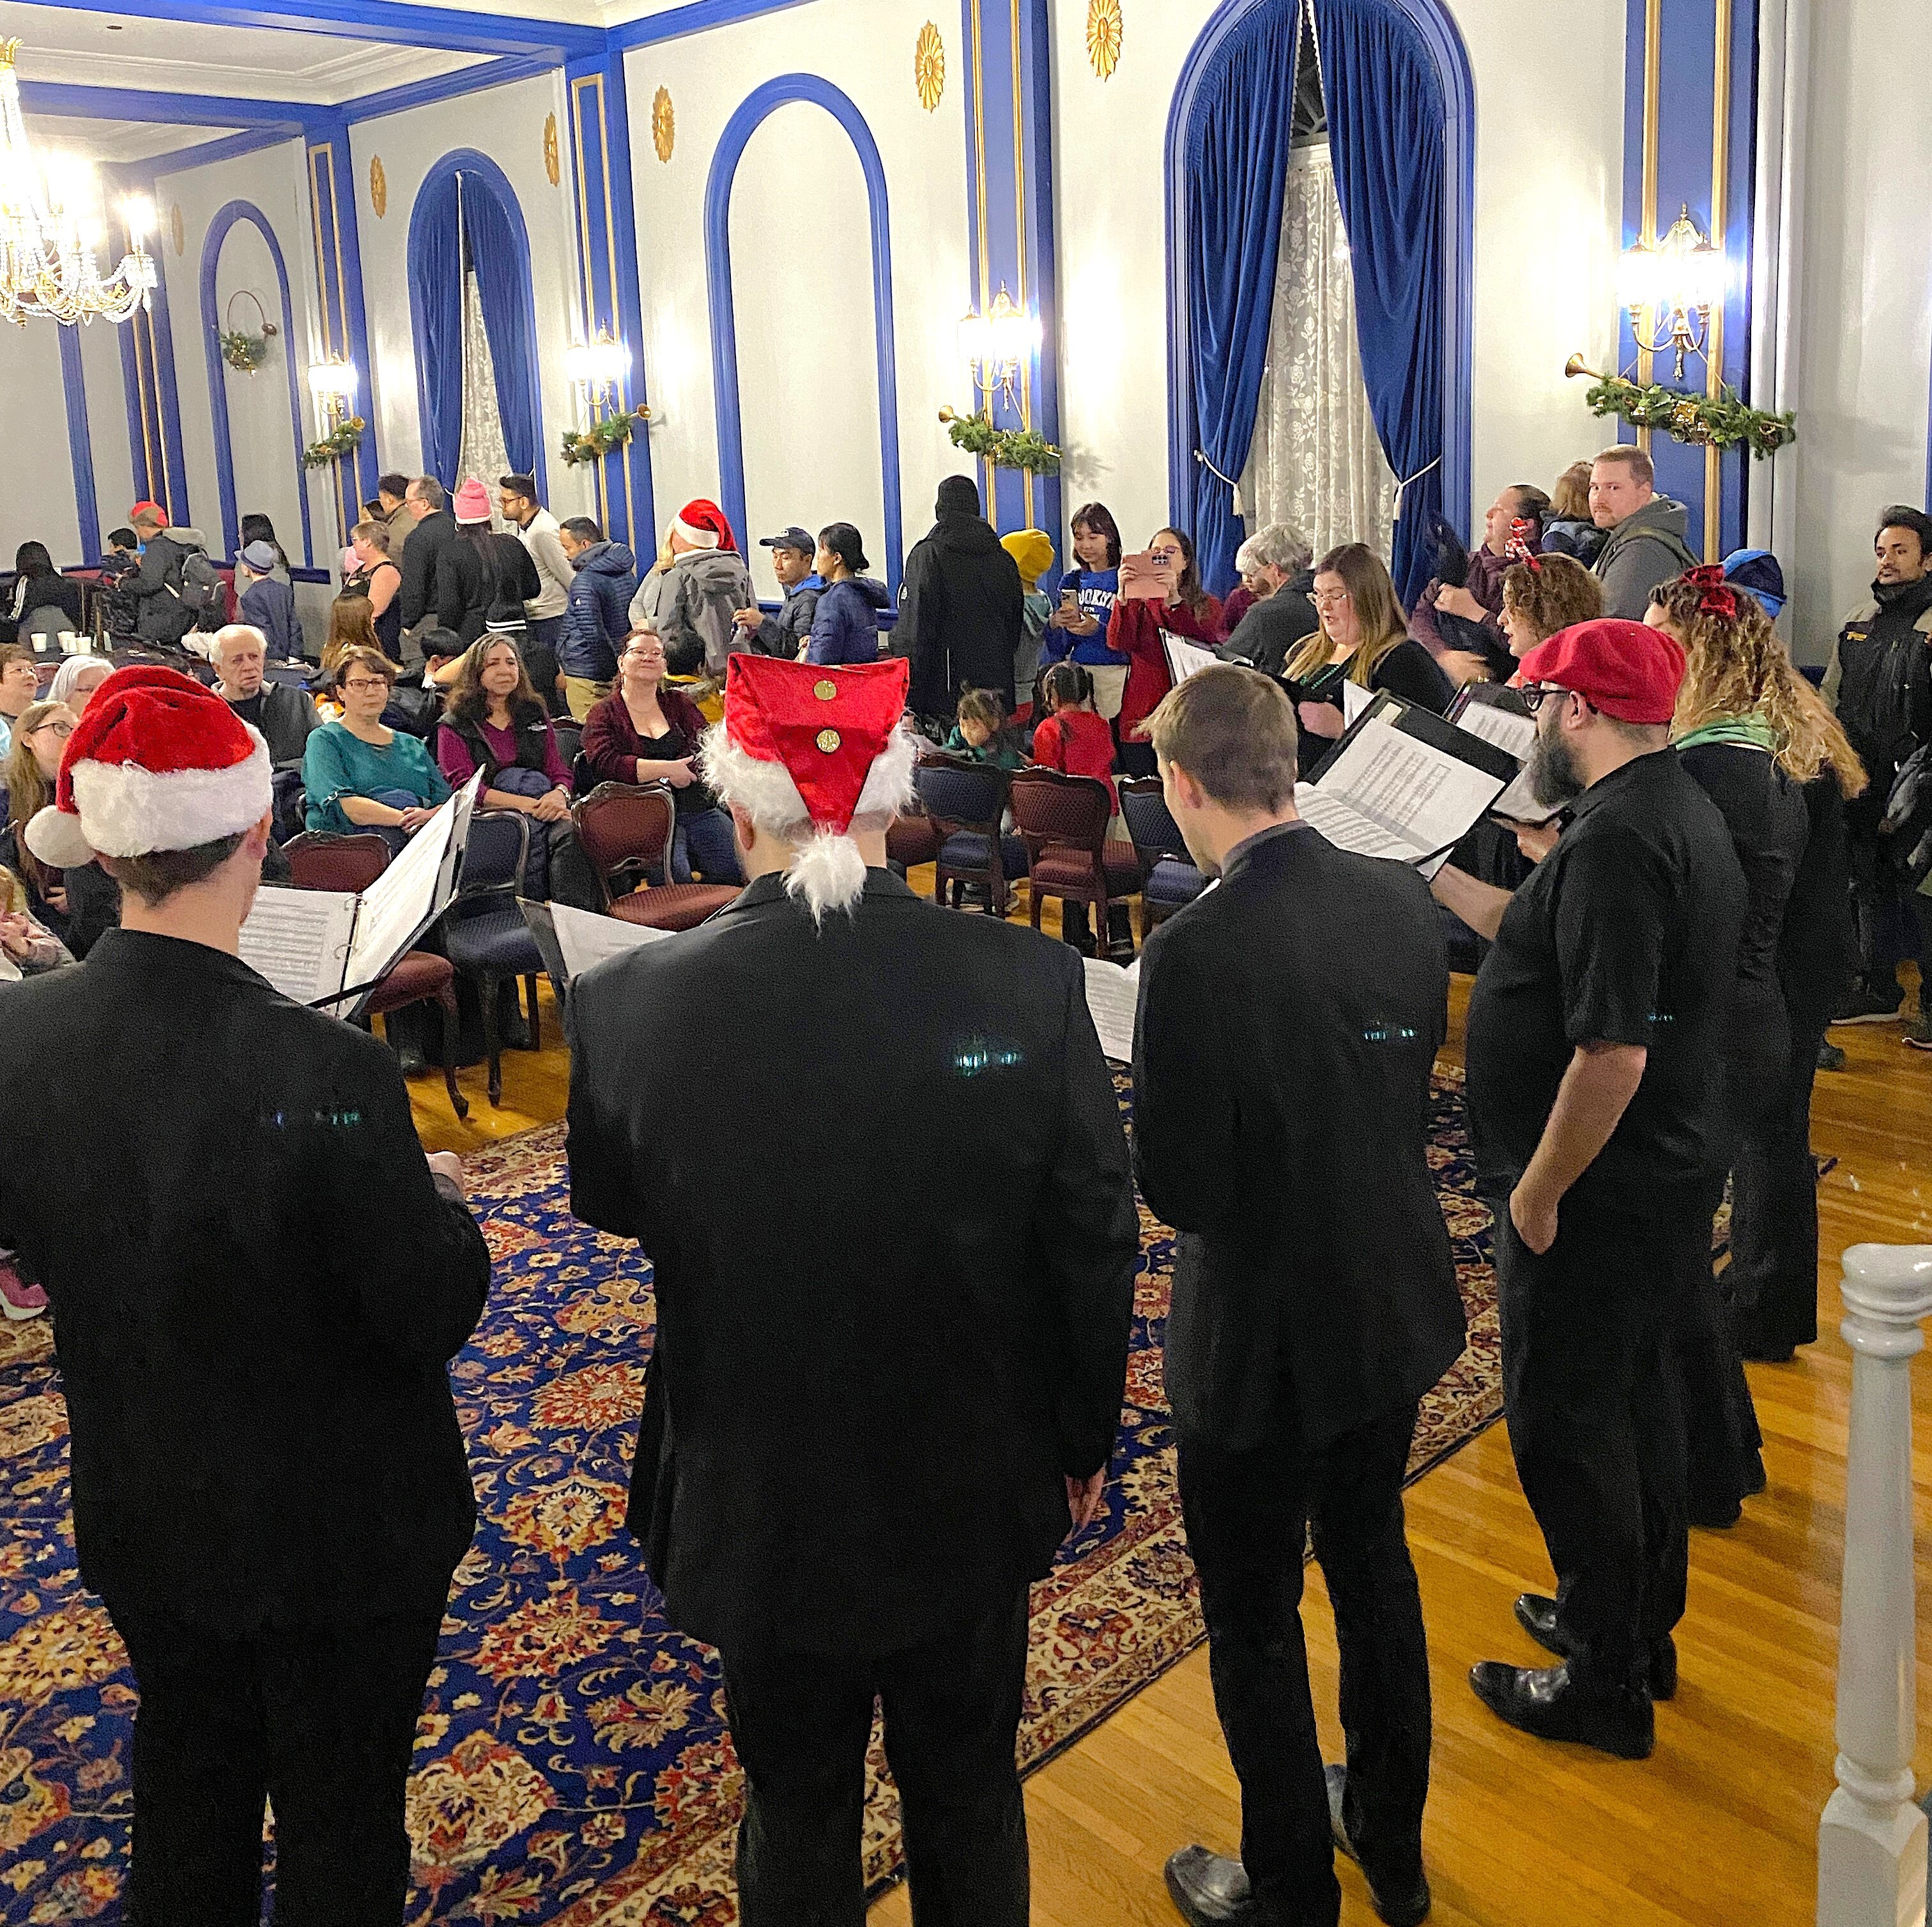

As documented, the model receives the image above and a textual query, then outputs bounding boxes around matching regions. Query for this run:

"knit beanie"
[452,479,493,525]
[1001,528,1054,592]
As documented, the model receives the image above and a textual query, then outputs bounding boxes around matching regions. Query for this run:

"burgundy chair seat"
[1030,843,1142,894]
[610,882,739,931]
[363,949,455,1015]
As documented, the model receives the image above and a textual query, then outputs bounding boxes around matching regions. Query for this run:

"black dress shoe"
[1512,1595,1678,1701]
[1324,1765,1431,1926]
[1468,1660,1654,1758]
[1163,1845,1259,1926]
[395,1045,429,1077]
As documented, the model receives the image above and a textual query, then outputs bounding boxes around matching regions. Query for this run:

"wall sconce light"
[958,284,1040,410]
[307,355,358,428]
[1616,204,1728,381]
[567,325,632,421]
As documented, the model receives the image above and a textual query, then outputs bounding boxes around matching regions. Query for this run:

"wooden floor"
[408,883,1932,1927]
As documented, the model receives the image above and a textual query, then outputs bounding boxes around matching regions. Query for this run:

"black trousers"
[110,1601,445,1926]
[1178,1402,1429,1927]
[717,1588,1031,1927]
[1676,1171,1763,1525]
[1846,815,1931,990]
[1727,1007,1828,1351]
[1495,1204,1689,1690]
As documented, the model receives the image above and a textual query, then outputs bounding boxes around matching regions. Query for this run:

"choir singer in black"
[1132,665,1466,1927]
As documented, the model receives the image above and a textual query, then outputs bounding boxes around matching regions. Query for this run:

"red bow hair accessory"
[1683,563,1738,620]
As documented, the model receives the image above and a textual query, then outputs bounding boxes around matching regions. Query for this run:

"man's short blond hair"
[1146,663,1299,813]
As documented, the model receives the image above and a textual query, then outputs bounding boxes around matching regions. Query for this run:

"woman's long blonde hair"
[4,700,70,893]
[1285,542,1408,687]
[1655,572,1867,797]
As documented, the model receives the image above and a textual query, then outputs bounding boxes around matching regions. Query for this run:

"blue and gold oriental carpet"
[0,1075,1500,1923]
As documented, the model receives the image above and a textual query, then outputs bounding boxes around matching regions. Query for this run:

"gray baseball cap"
[759,526,816,556]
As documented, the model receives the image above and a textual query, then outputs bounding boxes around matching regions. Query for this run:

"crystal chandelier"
[0,39,158,326]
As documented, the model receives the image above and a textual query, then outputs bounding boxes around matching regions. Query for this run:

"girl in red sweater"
[1029,663,1119,811]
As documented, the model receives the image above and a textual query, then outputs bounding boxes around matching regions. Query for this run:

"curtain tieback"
[1391,456,1442,521]
[1193,448,1246,520]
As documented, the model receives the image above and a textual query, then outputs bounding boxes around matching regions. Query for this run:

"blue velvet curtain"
[1315,0,1446,606]
[461,181,539,479]
[412,171,465,488]
[1183,4,1300,598]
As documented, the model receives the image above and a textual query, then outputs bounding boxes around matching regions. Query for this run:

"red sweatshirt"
[1112,594,1226,740]
[1031,707,1119,810]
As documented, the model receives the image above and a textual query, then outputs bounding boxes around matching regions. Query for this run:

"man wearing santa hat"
[0,664,491,1922]
[567,652,1138,1923]
[627,496,756,682]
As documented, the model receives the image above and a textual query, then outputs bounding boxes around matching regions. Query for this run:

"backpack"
[178,546,225,628]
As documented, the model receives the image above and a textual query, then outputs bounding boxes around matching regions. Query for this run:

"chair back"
[454,809,532,904]
[571,781,676,907]
[284,831,390,894]
[1010,767,1112,864]
[551,718,584,766]
[1119,775,1190,869]
[22,605,69,647]
[912,753,1006,836]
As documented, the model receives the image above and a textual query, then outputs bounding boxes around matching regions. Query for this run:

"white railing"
[1818,1243,1932,1927]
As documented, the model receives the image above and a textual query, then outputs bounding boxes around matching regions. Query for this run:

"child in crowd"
[1029,662,1118,812]
[945,687,1024,770]
[1000,529,1055,703]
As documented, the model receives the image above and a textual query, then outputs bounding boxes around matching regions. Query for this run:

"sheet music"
[1301,716,1507,873]
[1455,698,1535,758]
[1082,956,1141,1064]
[551,902,677,979]
[239,887,360,1004]
[1340,680,1372,725]
[1292,783,1423,861]
[340,795,460,995]
[1163,634,1219,686]
[1492,766,1561,825]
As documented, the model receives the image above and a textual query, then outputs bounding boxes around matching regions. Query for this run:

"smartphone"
[1060,587,1080,608]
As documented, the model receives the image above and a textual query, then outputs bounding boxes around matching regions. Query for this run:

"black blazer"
[1133,825,1466,1450]
[0,930,491,1627]
[566,868,1138,1655]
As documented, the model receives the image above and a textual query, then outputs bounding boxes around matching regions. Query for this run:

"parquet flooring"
[407,875,1932,1927]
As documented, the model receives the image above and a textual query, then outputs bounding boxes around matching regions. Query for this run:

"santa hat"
[671,498,737,553]
[700,654,915,921]
[25,664,271,871]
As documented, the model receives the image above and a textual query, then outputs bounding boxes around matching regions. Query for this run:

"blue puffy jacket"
[560,541,639,681]
[806,576,889,666]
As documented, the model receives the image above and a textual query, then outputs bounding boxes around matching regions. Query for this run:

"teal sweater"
[302,721,450,834]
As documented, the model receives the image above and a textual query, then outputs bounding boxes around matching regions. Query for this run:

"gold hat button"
[816,728,841,753]
[814,679,837,700]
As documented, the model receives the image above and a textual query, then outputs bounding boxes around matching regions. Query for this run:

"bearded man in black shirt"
[1432,618,1745,1760]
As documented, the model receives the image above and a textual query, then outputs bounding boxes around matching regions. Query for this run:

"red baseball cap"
[1519,618,1685,725]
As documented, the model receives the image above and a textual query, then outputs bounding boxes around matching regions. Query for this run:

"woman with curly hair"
[1650,566,1866,1376]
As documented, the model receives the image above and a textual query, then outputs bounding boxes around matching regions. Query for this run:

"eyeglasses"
[1520,682,1597,716]
[1312,589,1352,610]
[32,719,74,738]
[340,677,390,693]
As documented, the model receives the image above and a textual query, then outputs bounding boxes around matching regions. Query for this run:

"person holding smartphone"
[1041,503,1127,716]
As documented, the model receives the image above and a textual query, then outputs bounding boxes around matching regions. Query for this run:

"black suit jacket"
[565,869,1138,1654]
[1133,826,1466,1450]
[0,930,490,1627]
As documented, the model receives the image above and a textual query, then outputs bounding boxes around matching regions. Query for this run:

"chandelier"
[0,39,158,326]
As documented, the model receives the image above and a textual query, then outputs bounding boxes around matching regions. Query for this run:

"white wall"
[1050,0,1627,548]
[1786,0,1932,656]
[348,71,598,523]
[624,0,970,598]
[0,320,83,567]
[79,307,135,541]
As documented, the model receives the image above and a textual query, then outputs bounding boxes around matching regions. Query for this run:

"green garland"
[217,329,270,373]
[561,410,646,466]
[302,417,365,470]
[1584,374,1796,460]
[940,407,1061,475]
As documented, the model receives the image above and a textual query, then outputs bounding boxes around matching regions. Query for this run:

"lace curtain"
[456,266,510,515]
[1238,142,1396,564]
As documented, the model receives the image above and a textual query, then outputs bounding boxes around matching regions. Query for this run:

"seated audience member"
[49,654,111,716]
[211,626,319,768]
[1031,661,1119,811]
[734,526,824,659]
[1498,552,1606,675]
[1002,528,1056,696]
[102,526,141,571]
[1220,538,1262,635]
[344,519,404,659]
[806,524,889,666]
[0,645,38,762]
[0,870,73,979]
[302,646,450,840]
[1,702,78,938]
[1042,503,1127,696]
[434,638,597,909]
[1539,460,1604,564]
[1288,543,1453,755]
[233,541,301,661]
[1220,522,1319,675]
[1411,483,1551,682]
[1112,526,1225,771]
[581,631,743,884]
[559,516,639,720]
[3,541,85,645]
[629,498,755,681]
[945,687,1025,769]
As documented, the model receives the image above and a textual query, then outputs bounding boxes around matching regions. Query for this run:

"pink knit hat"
[452,478,493,525]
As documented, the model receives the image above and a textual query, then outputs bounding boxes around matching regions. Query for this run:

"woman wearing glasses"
[0,700,79,940]
[301,646,451,843]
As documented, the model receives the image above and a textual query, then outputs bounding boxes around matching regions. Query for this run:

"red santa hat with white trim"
[670,497,737,553]
[24,664,272,871]
[699,654,916,920]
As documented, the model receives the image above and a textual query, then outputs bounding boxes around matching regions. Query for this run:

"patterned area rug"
[0,1074,1499,1923]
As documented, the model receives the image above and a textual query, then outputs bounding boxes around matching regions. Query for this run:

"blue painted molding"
[704,75,903,600]
[18,80,314,127]
[109,188,195,530]
[306,121,383,516]
[340,54,558,125]
[56,329,103,567]
[199,199,316,569]
[406,148,549,502]
[1164,0,1475,542]
[151,126,305,174]
[611,0,816,51]
[14,0,602,58]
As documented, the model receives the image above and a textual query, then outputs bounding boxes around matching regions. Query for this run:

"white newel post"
[1818,1243,1932,1927]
